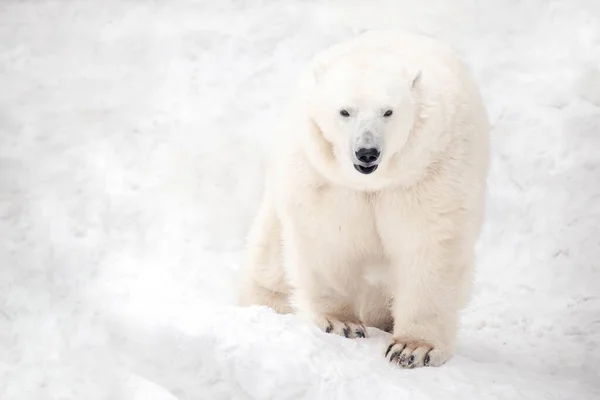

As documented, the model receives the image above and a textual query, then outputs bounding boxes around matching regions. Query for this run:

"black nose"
[355,148,380,164]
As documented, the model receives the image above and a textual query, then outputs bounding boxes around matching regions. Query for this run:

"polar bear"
[238,30,490,369]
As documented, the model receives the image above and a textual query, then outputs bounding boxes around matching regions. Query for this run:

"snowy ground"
[1,0,599,398]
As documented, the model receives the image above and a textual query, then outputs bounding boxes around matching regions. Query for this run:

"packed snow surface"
[1,0,599,399]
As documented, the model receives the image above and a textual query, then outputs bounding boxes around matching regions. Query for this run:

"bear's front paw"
[315,315,367,338]
[385,338,448,368]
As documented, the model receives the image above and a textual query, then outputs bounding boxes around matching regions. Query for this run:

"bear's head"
[300,48,432,190]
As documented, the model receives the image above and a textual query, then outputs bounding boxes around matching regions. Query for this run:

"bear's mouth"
[353,164,378,175]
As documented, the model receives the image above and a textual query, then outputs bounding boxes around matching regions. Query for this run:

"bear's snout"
[355,148,380,165]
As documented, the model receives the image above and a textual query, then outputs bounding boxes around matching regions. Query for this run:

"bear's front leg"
[281,221,368,339]
[287,254,368,339]
[275,170,377,339]
[384,234,473,368]
[376,190,475,368]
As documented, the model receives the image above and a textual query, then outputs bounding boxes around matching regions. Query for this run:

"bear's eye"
[339,109,350,117]
[383,109,393,117]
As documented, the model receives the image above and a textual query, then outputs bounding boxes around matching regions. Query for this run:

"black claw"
[355,329,365,338]
[325,321,333,333]
[408,355,415,366]
[389,351,401,363]
[424,353,431,366]
[385,343,395,357]
[343,326,351,338]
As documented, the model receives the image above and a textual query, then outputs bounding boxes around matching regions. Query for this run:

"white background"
[1,0,599,398]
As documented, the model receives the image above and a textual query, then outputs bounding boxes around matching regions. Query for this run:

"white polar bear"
[238,30,490,369]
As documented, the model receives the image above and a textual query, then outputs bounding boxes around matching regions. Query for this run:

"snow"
[1,0,599,398]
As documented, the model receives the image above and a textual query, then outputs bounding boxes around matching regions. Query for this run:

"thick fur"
[238,30,490,369]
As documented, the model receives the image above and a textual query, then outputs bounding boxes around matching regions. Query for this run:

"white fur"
[238,30,490,368]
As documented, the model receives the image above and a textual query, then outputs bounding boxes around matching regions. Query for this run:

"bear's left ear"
[311,62,326,86]
[411,70,422,89]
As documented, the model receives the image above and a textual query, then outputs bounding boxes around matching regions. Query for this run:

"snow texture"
[1,0,599,399]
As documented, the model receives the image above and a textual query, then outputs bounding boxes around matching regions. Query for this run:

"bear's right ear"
[411,70,422,90]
